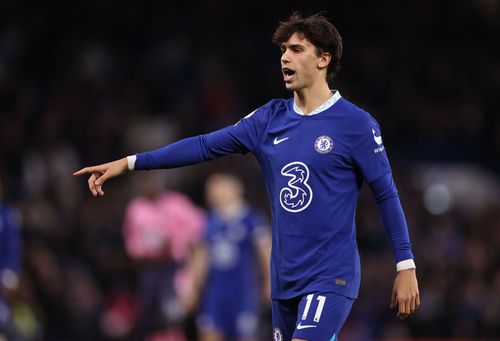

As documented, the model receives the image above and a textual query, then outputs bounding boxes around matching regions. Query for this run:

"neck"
[293,80,332,115]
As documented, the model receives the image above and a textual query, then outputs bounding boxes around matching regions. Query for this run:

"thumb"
[95,170,111,186]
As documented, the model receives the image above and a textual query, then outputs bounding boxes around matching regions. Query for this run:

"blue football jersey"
[203,92,390,299]
[202,206,268,298]
[136,91,408,300]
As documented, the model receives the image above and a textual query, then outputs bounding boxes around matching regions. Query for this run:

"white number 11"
[302,294,326,322]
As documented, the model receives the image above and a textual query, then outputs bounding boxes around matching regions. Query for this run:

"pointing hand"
[73,157,129,196]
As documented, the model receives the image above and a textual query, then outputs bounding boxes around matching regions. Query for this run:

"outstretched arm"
[369,172,420,319]
[73,134,233,196]
[72,134,209,196]
[73,110,265,196]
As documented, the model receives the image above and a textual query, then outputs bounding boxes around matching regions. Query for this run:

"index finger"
[73,166,101,176]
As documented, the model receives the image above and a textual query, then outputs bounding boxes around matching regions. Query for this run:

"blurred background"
[0,0,499,340]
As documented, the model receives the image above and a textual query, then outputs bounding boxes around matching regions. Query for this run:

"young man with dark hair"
[75,13,419,341]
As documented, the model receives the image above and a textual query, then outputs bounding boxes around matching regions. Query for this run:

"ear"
[318,52,332,70]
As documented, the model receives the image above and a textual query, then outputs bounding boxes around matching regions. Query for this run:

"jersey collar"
[293,90,342,116]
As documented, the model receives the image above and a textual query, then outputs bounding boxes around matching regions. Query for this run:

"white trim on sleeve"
[396,259,416,272]
[127,155,137,171]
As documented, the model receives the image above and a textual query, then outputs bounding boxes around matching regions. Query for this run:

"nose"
[281,49,290,64]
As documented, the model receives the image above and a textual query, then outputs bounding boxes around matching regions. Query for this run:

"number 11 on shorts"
[302,294,327,322]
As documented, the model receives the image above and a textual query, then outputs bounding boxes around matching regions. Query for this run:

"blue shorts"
[272,292,354,341]
[198,288,259,339]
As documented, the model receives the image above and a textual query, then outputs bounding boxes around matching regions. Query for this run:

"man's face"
[205,174,243,209]
[280,32,326,91]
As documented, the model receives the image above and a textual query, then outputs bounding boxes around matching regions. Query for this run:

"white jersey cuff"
[396,259,416,272]
[127,155,137,171]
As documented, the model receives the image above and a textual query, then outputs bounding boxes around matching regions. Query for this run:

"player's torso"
[256,100,358,236]
[205,209,256,273]
[204,209,262,302]
[254,98,363,299]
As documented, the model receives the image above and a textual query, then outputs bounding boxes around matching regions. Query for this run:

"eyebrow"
[281,43,305,50]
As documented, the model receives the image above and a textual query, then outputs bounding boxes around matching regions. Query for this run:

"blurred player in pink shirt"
[122,172,204,341]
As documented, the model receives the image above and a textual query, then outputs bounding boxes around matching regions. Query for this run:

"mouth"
[282,67,296,82]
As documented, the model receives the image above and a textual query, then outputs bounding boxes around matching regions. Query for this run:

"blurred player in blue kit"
[75,12,420,341]
[187,173,271,341]
[0,181,22,340]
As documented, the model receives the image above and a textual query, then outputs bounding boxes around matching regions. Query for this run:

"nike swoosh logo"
[273,137,289,145]
[296,322,317,330]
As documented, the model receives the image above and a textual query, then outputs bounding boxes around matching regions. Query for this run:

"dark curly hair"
[272,12,343,80]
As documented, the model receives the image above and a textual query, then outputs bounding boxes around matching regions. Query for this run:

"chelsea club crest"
[314,135,333,154]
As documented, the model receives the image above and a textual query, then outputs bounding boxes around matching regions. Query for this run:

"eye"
[289,46,303,53]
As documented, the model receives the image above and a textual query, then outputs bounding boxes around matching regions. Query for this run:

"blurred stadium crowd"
[0,0,499,340]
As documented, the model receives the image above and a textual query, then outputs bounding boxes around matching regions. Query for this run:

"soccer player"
[192,173,271,341]
[74,13,420,341]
